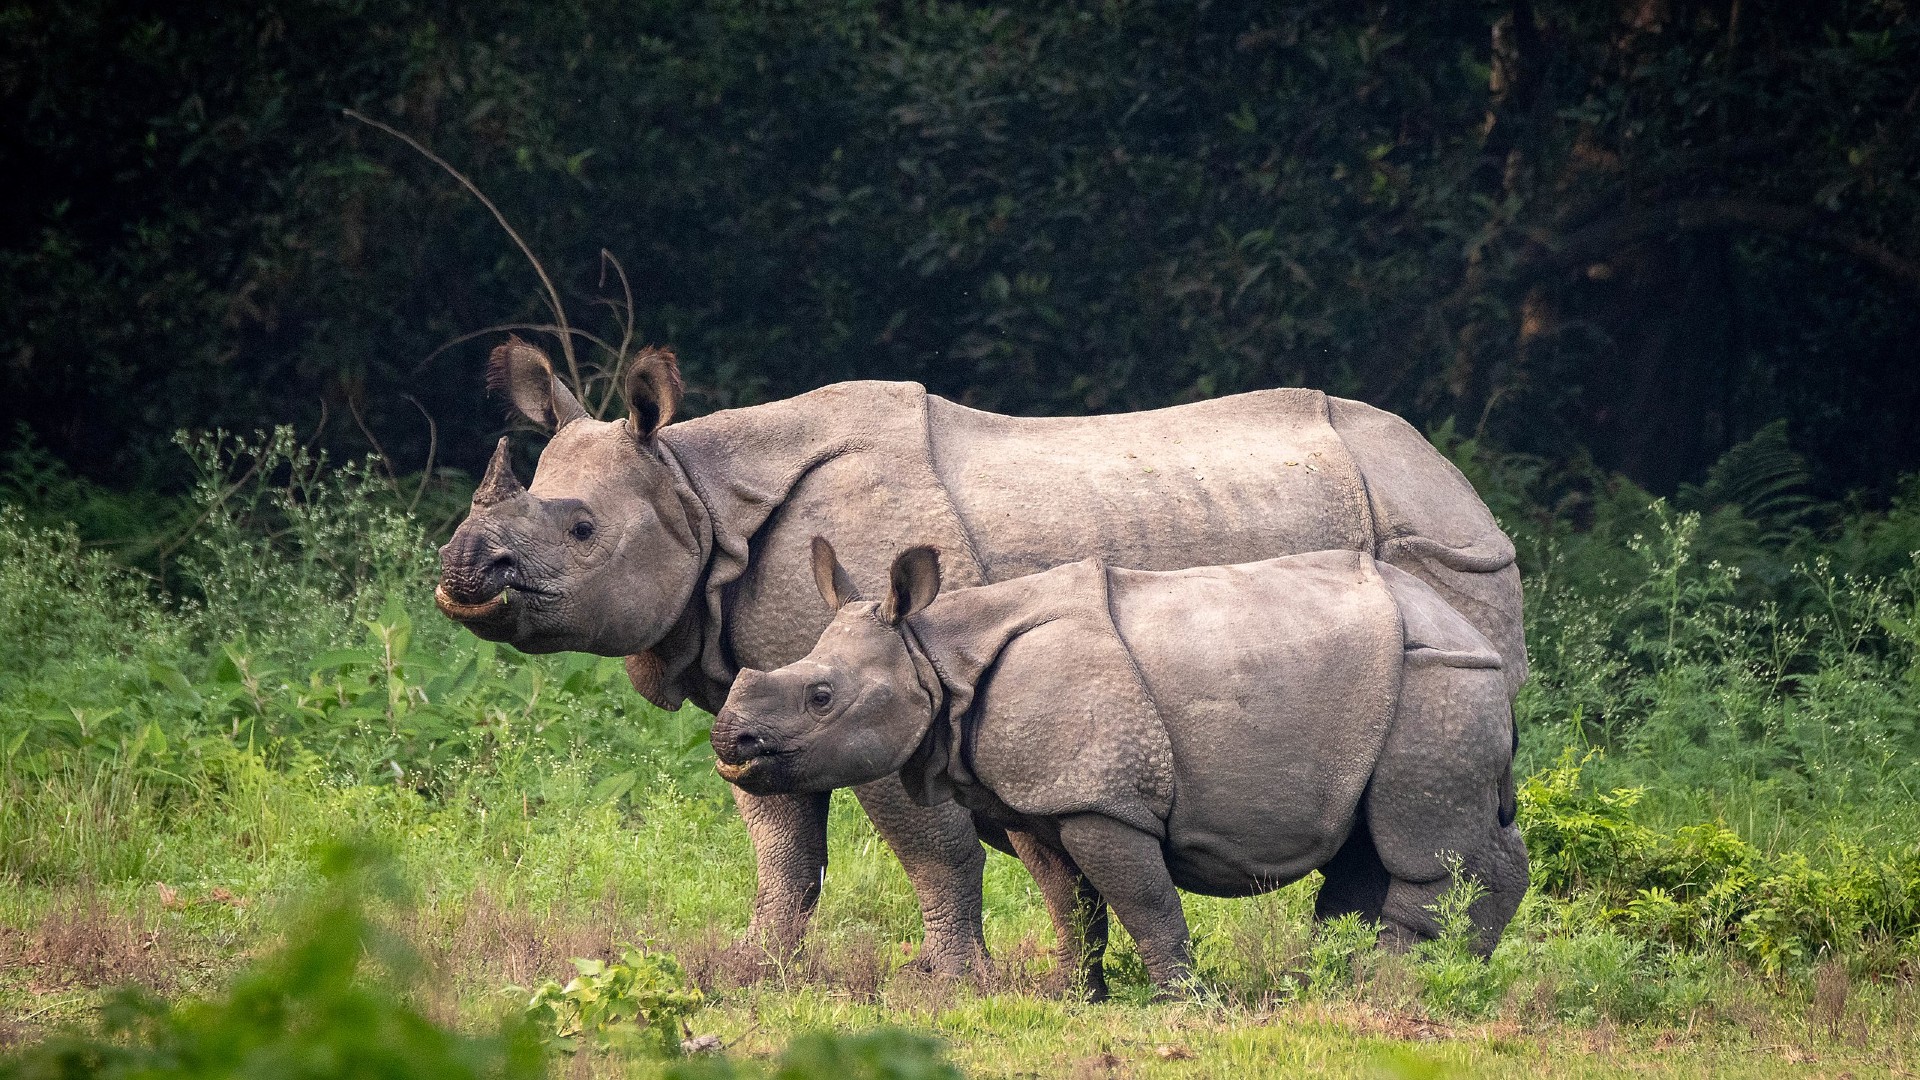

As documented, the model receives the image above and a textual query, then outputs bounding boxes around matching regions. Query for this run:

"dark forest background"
[4,0,1917,503]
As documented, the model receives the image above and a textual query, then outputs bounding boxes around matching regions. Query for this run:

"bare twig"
[595,248,638,418]
[344,108,582,393]
[722,1020,763,1052]
[1522,198,1920,291]
[402,394,438,516]
[345,393,398,490]
[417,323,620,377]
[302,399,332,454]
[17,996,85,1022]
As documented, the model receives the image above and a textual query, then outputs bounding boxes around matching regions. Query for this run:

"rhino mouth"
[713,752,794,793]
[434,583,508,619]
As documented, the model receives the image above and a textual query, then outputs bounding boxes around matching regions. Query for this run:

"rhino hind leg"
[1363,660,1529,955]
[1055,813,1195,996]
[1313,821,1391,924]
[1371,824,1528,955]
[850,774,991,976]
[1005,828,1110,1001]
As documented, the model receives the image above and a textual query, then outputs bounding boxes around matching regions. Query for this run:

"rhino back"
[1105,550,1404,895]
[926,391,1374,580]
[1327,396,1527,690]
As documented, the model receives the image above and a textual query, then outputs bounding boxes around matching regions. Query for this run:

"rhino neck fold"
[895,619,954,806]
[633,436,725,712]
[654,382,989,696]
[901,559,1176,837]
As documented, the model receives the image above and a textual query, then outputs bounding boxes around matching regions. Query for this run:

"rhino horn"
[471,437,526,508]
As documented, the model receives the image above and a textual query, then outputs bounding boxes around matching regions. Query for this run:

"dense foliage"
[5,0,1917,498]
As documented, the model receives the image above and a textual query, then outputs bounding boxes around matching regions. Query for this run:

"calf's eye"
[807,685,833,713]
[570,520,595,542]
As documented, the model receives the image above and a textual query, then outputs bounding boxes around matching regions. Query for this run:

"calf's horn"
[472,437,527,508]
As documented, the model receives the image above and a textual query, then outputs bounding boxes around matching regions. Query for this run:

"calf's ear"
[487,336,587,431]
[622,346,683,443]
[880,546,941,626]
[811,536,860,610]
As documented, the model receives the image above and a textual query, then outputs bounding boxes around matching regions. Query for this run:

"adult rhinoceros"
[435,339,1525,974]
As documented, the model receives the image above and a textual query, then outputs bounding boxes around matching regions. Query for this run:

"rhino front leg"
[732,786,830,963]
[1055,813,1193,996]
[851,774,990,976]
[1005,828,1109,1001]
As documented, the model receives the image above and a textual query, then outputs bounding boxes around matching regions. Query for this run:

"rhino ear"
[487,336,587,431]
[622,346,683,443]
[880,547,941,627]
[811,536,860,611]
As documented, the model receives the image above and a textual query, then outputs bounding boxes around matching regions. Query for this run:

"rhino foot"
[900,929,993,979]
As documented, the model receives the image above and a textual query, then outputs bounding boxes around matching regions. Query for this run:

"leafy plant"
[522,946,705,1057]
[1411,861,1506,1019]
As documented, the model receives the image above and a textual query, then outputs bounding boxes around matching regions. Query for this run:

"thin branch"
[596,248,638,419]
[402,395,438,516]
[1520,198,1920,289]
[417,323,620,375]
[345,393,398,491]
[302,399,332,454]
[344,108,582,393]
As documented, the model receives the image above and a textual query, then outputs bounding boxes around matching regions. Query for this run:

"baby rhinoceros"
[711,538,1528,998]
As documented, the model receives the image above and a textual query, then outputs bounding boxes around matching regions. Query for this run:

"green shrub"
[522,947,705,1057]
[1516,750,1920,973]
[1412,864,1508,1019]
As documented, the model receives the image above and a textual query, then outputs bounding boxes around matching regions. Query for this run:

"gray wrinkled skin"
[713,546,1528,995]
[436,341,1525,976]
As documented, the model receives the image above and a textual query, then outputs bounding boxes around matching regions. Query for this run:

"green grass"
[3,427,1920,1075]
[3,761,1915,1076]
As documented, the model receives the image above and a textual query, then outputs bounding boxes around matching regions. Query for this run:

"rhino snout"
[710,708,777,766]
[437,529,521,605]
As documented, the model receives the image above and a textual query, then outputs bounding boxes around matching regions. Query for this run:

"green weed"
[523,946,704,1057]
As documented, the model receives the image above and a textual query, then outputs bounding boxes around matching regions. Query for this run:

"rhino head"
[435,339,704,657]
[710,539,943,795]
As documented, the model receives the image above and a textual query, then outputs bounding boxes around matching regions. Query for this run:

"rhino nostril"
[734,730,764,758]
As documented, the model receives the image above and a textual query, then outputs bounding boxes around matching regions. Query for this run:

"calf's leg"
[1005,828,1109,1001]
[1055,814,1193,995]
[852,774,991,975]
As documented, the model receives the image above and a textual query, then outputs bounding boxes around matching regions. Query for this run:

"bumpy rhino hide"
[899,549,1498,888]
[650,381,1523,708]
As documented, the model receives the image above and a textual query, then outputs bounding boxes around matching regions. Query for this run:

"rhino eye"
[570,520,595,542]
[806,684,833,714]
